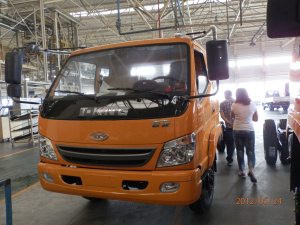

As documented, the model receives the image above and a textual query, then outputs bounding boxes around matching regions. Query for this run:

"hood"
[39,117,175,145]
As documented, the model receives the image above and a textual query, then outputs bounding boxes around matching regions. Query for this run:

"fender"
[208,123,222,167]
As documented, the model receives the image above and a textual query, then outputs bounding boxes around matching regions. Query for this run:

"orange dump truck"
[7,31,229,212]
[266,0,300,223]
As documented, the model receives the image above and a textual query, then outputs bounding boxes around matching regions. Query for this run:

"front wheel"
[189,167,214,213]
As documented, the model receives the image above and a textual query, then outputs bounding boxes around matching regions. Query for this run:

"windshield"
[42,43,190,120]
[48,43,189,99]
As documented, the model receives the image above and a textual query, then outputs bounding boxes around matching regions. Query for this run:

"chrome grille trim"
[56,145,156,167]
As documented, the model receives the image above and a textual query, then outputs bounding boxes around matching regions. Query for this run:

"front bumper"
[38,162,202,205]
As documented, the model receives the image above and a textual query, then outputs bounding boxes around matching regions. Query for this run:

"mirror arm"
[182,80,219,100]
[12,98,40,104]
[12,47,25,53]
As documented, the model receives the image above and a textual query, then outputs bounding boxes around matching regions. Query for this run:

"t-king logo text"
[79,107,128,116]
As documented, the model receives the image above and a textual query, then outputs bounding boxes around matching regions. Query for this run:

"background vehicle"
[266,0,300,223]
[5,28,229,213]
[262,89,290,111]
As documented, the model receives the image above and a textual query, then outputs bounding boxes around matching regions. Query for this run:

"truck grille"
[56,145,156,167]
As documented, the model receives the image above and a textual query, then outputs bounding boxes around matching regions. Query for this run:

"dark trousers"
[225,128,235,163]
[233,130,255,171]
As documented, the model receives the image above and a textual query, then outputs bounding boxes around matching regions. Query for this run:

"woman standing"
[231,88,258,183]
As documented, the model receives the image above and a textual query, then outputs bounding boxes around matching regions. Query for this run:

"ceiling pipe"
[84,19,266,34]
[228,0,246,39]
[176,0,185,26]
[249,21,266,46]
[170,0,181,32]
[191,25,217,41]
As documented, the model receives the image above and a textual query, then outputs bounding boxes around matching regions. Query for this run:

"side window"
[194,50,208,94]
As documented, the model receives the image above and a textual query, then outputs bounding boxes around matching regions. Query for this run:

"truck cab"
[6,35,229,212]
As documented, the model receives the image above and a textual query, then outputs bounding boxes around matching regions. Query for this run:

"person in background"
[220,90,235,166]
[231,88,258,183]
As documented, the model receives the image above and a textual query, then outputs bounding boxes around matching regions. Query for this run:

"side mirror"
[7,84,22,98]
[5,52,22,84]
[24,44,39,57]
[206,40,229,80]
[267,0,300,38]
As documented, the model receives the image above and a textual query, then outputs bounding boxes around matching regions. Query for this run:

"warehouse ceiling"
[0,0,286,47]
[0,0,294,82]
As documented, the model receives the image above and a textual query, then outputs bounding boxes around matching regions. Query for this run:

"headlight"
[157,133,196,167]
[39,134,58,161]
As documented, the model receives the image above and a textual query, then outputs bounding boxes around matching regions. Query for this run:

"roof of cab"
[70,37,205,56]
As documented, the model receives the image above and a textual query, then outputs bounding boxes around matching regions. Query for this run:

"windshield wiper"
[107,88,132,91]
[54,90,97,101]
[107,88,171,98]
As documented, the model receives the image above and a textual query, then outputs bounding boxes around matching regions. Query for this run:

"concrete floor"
[0,106,296,225]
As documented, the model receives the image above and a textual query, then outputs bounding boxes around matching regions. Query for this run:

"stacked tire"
[263,119,278,165]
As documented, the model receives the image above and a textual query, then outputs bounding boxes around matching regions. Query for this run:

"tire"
[217,135,225,153]
[277,119,289,165]
[263,119,278,165]
[279,146,290,165]
[189,167,214,213]
[278,119,287,130]
[82,197,103,202]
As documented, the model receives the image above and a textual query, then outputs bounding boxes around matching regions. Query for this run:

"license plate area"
[85,174,117,188]
[269,147,276,157]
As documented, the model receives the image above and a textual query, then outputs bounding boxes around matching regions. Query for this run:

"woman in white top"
[231,88,258,183]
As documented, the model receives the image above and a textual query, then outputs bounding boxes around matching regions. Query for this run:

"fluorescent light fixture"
[228,56,292,68]
[237,58,263,67]
[265,56,292,65]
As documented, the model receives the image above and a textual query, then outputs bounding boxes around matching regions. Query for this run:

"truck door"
[194,49,211,164]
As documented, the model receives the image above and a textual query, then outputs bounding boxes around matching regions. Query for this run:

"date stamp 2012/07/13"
[236,197,282,205]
